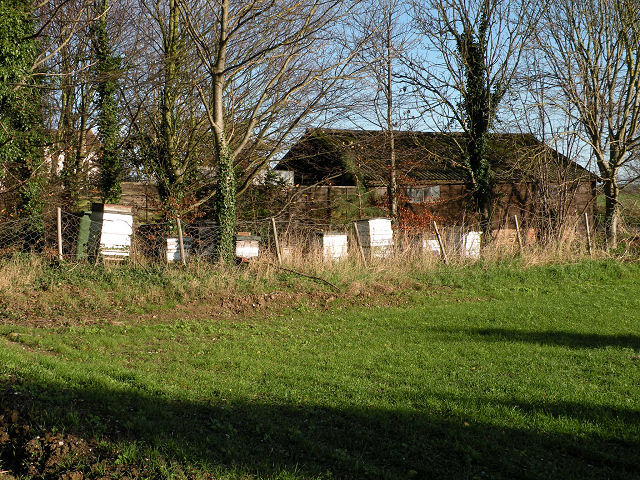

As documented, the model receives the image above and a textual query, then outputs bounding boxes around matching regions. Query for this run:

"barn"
[276,128,597,234]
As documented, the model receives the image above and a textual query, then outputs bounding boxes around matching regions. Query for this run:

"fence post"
[584,212,592,257]
[433,221,448,265]
[56,207,63,261]
[514,215,523,254]
[176,217,186,266]
[130,224,137,265]
[271,217,282,266]
[353,221,367,267]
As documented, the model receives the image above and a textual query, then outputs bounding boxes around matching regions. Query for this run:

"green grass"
[1,260,640,479]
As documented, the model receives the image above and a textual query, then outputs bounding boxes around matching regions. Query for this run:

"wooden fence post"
[514,215,523,254]
[271,217,282,266]
[353,221,367,267]
[584,212,592,257]
[131,224,137,265]
[433,221,448,265]
[57,207,63,261]
[176,217,186,266]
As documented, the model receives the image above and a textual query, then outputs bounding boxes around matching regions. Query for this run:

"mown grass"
[1,260,639,479]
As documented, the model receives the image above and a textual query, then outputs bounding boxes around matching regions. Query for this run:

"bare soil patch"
[0,378,97,479]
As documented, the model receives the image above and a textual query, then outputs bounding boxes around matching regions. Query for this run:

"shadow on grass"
[434,327,640,351]
[2,376,639,480]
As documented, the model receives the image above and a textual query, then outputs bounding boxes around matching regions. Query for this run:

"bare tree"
[538,0,640,247]
[348,0,414,222]
[42,0,97,208]
[122,0,210,221]
[497,46,596,240]
[181,0,357,262]
[405,0,539,234]
[38,0,138,207]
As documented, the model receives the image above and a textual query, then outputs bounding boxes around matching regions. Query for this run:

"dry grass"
[260,227,598,275]
[0,255,45,292]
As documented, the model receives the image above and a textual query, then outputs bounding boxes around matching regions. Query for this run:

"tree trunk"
[214,139,236,263]
[459,19,495,240]
[603,177,619,249]
[158,0,181,220]
[59,44,79,207]
[212,0,236,263]
[93,0,121,204]
[386,9,398,222]
[479,195,491,238]
[468,132,492,238]
[388,131,398,220]
[73,90,89,208]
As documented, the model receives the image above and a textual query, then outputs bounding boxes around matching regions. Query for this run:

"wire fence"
[1,207,639,266]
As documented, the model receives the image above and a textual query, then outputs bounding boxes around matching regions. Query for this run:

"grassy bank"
[1,260,639,479]
[0,248,610,323]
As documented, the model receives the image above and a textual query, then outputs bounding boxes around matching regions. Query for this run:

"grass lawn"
[1,260,639,479]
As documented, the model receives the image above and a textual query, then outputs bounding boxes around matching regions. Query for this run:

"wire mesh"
[0,210,59,259]
[2,207,640,265]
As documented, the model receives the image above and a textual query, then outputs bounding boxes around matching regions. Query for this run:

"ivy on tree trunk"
[457,12,504,236]
[92,0,121,204]
[603,177,620,248]
[0,0,46,231]
[214,140,236,264]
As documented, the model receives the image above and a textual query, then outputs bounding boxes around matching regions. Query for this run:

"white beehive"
[356,218,394,258]
[462,231,481,259]
[90,204,133,259]
[280,245,295,260]
[166,236,194,263]
[425,229,481,259]
[235,234,260,260]
[321,233,348,261]
[425,238,441,254]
